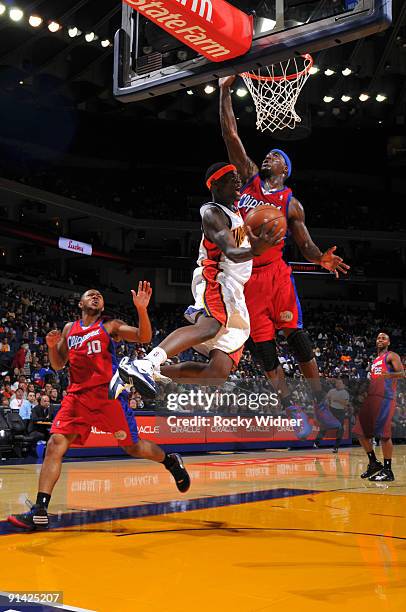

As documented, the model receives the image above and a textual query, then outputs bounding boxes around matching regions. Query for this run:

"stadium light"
[48,21,61,33]
[0,4,7,16]
[101,39,110,48]
[359,93,370,102]
[341,94,352,102]
[342,67,353,76]
[323,95,334,103]
[85,32,97,42]
[204,84,215,94]
[29,15,42,27]
[68,27,81,37]
[9,7,24,22]
[309,65,319,75]
[236,88,248,98]
[324,68,335,76]
[376,93,387,102]
[186,90,193,95]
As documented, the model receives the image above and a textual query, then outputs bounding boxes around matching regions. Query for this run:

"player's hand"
[319,246,350,278]
[246,220,285,256]
[219,75,237,88]
[46,330,62,348]
[131,281,152,310]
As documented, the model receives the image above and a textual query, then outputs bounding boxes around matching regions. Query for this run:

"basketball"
[244,204,287,238]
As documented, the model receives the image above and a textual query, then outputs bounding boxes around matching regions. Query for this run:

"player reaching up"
[353,332,404,482]
[219,75,349,416]
[110,162,283,398]
[8,282,190,531]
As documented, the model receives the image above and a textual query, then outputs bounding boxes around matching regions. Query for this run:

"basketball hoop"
[241,54,313,133]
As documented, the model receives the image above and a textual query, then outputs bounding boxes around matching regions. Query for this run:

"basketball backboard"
[113,0,392,103]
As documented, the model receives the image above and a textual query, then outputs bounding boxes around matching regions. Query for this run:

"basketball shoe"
[165,453,191,493]
[360,460,384,479]
[369,467,395,482]
[8,502,49,530]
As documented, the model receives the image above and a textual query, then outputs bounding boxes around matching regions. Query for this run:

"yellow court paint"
[1,448,405,612]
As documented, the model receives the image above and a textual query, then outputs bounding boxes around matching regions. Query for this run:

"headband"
[206,164,237,190]
[270,149,292,178]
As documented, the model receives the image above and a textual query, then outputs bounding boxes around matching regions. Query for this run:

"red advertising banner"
[123,0,253,62]
[71,414,350,450]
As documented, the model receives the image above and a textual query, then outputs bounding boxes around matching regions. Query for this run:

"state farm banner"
[58,236,93,256]
[124,0,253,61]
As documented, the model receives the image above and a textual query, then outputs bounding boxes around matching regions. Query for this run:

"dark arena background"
[0,1,405,611]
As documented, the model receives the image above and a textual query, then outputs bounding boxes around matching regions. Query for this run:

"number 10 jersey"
[66,318,118,392]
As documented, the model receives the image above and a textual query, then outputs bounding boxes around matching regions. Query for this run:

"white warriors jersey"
[197,201,252,285]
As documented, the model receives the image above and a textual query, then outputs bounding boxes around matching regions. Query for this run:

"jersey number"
[87,340,102,355]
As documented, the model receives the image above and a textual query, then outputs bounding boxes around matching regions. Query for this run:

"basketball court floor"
[1,447,405,612]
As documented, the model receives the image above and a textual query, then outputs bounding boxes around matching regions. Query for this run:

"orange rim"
[240,54,313,83]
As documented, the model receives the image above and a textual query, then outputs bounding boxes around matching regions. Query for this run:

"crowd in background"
[0,283,405,444]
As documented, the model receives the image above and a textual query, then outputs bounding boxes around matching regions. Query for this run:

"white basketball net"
[241,54,313,133]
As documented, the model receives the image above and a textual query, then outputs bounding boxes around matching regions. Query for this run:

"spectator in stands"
[1,397,9,409]
[9,388,30,414]
[38,358,54,385]
[49,388,60,405]
[28,395,53,443]
[1,383,12,401]
[129,393,144,410]
[1,337,10,353]
[11,375,27,393]
[26,391,36,410]
[31,363,44,387]
[12,344,27,374]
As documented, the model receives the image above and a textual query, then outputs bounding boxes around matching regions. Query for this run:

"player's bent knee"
[197,316,222,342]
[286,329,314,363]
[206,350,233,382]
[255,340,279,372]
[45,434,69,458]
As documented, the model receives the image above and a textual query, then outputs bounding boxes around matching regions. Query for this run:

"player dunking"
[219,76,350,413]
[354,332,404,482]
[8,283,190,530]
[110,163,283,397]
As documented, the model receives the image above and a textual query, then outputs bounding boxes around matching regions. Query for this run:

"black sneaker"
[369,468,395,482]
[165,453,191,493]
[360,461,384,479]
[7,503,49,530]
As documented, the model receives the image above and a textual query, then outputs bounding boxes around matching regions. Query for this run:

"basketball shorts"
[352,394,396,439]
[184,266,250,366]
[244,259,303,342]
[51,384,139,446]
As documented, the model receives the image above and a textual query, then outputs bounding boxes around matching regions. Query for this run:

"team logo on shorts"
[280,310,293,322]
[114,430,127,440]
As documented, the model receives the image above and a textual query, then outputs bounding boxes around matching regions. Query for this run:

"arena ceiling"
[0,0,405,130]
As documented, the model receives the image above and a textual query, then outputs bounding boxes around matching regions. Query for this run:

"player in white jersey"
[110,162,283,398]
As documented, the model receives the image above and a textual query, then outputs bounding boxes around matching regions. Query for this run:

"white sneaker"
[116,357,157,399]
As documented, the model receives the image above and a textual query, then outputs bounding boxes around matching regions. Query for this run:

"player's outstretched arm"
[219,76,258,184]
[288,198,350,278]
[382,352,405,378]
[203,207,284,263]
[46,324,71,371]
[108,281,153,344]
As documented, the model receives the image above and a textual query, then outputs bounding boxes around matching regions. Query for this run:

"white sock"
[146,347,167,368]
